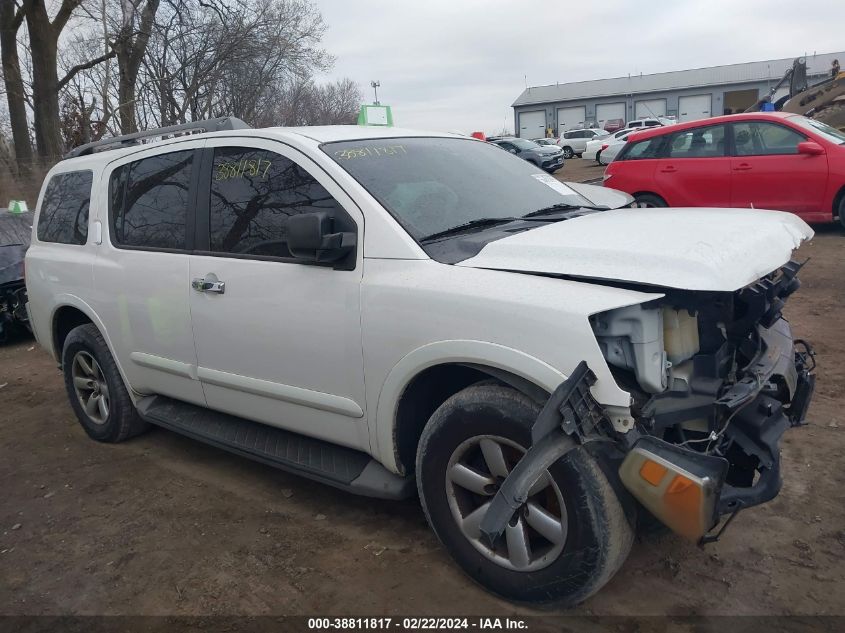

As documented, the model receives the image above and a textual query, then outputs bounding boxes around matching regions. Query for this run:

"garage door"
[595,102,626,128]
[678,94,712,122]
[518,110,546,138]
[556,106,586,133]
[635,98,667,119]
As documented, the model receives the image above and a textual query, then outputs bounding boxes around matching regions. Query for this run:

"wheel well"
[52,306,93,361]
[392,364,549,476]
[632,191,667,203]
[834,186,845,219]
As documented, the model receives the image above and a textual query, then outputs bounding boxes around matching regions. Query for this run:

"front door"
[188,139,369,451]
[729,120,828,216]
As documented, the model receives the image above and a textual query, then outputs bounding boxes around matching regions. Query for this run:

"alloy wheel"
[71,351,110,425]
[445,435,568,571]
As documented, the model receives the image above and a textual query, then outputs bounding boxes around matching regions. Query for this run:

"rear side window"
[620,136,665,160]
[37,170,92,245]
[207,147,343,258]
[666,124,726,158]
[110,150,194,250]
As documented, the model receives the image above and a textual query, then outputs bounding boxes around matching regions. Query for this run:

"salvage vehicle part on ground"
[25,119,816,606]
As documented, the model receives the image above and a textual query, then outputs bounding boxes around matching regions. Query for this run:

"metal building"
[512,52,844,138]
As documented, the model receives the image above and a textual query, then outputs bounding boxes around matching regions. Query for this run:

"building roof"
[513,51,844,107]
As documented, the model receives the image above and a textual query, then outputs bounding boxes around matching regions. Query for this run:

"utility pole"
[370,80,381,105]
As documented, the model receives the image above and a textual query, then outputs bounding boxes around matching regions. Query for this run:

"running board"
[136,395,414,500]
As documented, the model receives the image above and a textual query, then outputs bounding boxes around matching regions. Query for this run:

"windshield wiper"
[419,217,522,243]
[522,202,609,218]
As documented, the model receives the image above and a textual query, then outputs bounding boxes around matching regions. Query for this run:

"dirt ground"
[0,207,843,617]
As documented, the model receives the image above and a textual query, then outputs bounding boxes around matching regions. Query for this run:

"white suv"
[26,118,817,605]
[556,128,609,158]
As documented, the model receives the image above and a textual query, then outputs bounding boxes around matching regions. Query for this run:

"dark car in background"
[488,137,565,172]
[0,210,31,343]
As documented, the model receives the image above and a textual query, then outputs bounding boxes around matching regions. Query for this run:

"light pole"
[370,80,381,105]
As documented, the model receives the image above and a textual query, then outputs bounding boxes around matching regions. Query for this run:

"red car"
[603,112,845,227]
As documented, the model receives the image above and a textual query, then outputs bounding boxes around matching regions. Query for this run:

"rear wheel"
[416,384,633,605]
[562,146,574,159]
[595,150,602,164]
[838,194,845,231]
[632,193,667,208]
[62,324,149,443]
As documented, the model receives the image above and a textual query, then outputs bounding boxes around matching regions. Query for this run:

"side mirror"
[509,148,517,154]
[287,211,356,264]
[797,141,825,156]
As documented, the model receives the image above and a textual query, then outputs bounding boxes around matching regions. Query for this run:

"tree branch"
[58,49,117,90]
[52,0,83,35]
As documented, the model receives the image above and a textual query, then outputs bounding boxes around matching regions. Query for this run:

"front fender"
[373,340,568,474]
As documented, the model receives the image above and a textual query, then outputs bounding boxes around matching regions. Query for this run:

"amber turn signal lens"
[639,459,668,486]
[663,474,705,540]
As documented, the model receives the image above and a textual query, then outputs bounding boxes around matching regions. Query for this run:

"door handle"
[733,163,752,171]
[660,166,677,173]
[192,278,225,294]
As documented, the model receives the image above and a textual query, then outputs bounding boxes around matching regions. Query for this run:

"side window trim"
[106,147,203,253]
[193,141,359,270]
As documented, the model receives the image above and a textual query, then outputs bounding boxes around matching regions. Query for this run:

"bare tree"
[114,0,159,133]
[0,0,33,171]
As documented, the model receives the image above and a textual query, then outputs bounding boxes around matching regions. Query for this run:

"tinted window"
[666,124,726,158]
[208,147,341,257]
[620,136,665,160]
[733,121,806,156]
[37,171,92,245]
[111,150,194,249]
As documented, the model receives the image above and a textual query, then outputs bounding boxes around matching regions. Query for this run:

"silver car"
[489,137,565,173]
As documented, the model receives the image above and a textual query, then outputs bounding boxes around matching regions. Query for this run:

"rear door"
[187,138,369,451]
[94,142,207,406]
[729,120,828,215]
[652,123,731,206]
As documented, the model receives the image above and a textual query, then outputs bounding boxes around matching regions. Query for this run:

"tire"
[838,194,845,231]
[416,384,634,605]
[595,150,602,164]
[62,323,149,443]
[632,193,667,208]
[562,146,574,159]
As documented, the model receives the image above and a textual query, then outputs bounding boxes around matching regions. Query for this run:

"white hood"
[456,207,813,291]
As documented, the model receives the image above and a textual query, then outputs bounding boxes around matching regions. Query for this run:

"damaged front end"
[480,261,816,546]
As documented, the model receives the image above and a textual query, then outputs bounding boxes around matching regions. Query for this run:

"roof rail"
[64,116,252,159]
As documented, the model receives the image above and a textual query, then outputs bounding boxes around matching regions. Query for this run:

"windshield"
[323,137,592,240]
[790,116,845,144]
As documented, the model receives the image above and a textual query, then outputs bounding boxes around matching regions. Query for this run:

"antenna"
[370,80,381,105]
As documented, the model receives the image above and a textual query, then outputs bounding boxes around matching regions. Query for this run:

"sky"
[316,0,845,134]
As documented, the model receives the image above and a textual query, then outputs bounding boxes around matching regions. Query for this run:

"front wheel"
[416,384,633,605]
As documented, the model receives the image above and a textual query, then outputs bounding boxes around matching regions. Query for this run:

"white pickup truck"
[26,118,816,605]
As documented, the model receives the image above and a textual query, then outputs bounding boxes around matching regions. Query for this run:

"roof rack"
[64,116,251,159]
